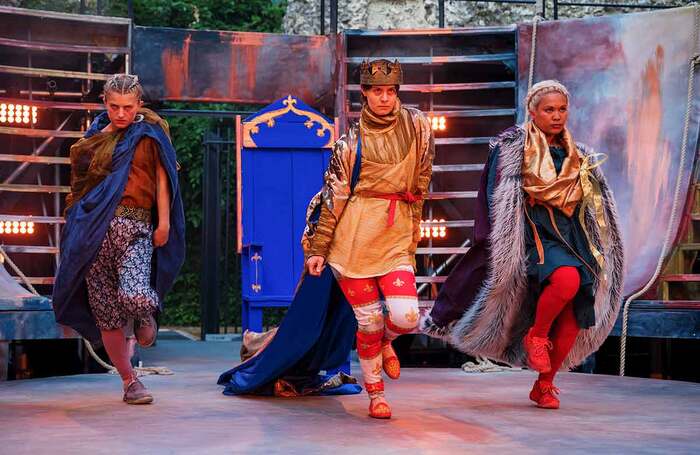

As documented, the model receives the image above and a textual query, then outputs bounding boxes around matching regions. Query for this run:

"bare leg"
[101,328,136,389]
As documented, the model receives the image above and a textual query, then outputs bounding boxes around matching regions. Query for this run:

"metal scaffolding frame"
[0,6,130,286]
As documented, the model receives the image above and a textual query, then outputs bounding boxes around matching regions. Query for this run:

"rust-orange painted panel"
[134,26,334,109]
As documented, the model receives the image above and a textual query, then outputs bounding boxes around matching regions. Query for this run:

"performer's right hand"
[306,256,326,276]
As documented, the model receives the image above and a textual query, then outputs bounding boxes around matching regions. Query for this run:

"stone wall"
[283,0,684,34]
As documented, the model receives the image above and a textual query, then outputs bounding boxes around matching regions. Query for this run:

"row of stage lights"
[429,115,446,131]
[420,219,447,239]
[0,103,38,125]
[423,117,447,237]
[0,221,35,235]
[4,219,440,239]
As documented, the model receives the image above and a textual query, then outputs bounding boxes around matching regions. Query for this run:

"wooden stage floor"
[0,336,698,454]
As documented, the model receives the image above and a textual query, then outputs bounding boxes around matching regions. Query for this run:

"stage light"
[429,116,447,131]
[420,219,447,239]
[0,220,36,236]
[0,103,38,125]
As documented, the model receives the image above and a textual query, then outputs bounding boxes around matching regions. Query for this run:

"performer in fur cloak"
[424,80,624,409]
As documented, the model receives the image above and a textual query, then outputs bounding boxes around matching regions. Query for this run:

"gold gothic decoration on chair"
[242,95,335,148]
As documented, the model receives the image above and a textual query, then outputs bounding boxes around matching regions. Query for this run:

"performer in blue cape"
[52,74,185,404]
[219,59,434,420]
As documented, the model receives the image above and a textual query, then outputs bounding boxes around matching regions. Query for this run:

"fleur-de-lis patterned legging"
[337,267,419,393]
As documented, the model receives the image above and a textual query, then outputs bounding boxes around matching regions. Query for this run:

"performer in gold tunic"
[304,59,434,418]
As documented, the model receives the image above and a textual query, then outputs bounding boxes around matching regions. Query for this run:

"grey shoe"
[123,379,154,405]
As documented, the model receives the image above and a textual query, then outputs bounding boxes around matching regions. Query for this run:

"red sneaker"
[524,328,553,373]
[529,380,560,409]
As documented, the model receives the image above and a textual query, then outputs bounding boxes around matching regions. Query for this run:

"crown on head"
[360,59,403,86]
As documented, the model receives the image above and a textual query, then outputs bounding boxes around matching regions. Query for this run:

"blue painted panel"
[251,149,295,297]
[242,148,329,299]
[291,148,331,279]
[239,95,334,331]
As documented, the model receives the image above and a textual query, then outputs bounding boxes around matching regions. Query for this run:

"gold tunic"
[305,101,434,278]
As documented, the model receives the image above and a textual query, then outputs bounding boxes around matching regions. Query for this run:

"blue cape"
[52,112,185,343]
[218,264,359,396]
[218,133,365,396]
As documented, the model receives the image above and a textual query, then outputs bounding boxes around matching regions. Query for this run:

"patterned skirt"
[86,208,158,331]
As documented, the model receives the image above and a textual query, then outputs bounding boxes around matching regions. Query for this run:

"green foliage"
[14,1,83,14]
[158,109,209,327]
[158,105,246,329]
[17,0,287,33]
[16,1,286,33]
[191,0,287,32]
[106,0,287,32]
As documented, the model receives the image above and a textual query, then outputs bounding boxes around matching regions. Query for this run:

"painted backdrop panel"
[134,27,335,109]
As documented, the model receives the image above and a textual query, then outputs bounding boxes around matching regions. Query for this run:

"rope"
[84,338,173,377]
[0,244,39,295]
[619,5,700,376]
[461,356,517,373]
[524,15,542,123]
[0,245,172,377]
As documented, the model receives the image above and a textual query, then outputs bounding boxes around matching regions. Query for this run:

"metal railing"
[440,0,683,23]
[321,0,686,32]
[550,1,682,19]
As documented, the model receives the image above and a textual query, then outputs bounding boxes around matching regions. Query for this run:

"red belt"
[357,191,422,227]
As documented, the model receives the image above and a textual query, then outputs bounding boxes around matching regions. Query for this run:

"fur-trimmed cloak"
[425,126,625,369]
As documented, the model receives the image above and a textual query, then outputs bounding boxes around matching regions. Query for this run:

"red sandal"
[365,381,391,419]
[382,341,401,380]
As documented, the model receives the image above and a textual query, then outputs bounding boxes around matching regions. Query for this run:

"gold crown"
[360,59,403,85]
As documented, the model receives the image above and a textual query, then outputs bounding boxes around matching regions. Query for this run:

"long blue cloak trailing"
[217,267,361,396]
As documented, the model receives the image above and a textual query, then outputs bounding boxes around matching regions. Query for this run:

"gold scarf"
[522,121,582,217]
[360,98,401,134]
[65,108,170,210]
[522,121,609,271]
[358,98,416,166]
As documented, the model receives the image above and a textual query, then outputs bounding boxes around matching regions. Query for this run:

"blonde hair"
[525,80,570,112]
[103,73,143,101]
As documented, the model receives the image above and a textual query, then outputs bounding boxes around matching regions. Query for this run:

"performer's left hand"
[153,225,170,248]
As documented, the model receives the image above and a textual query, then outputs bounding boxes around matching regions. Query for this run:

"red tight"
[532,266,581,383]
